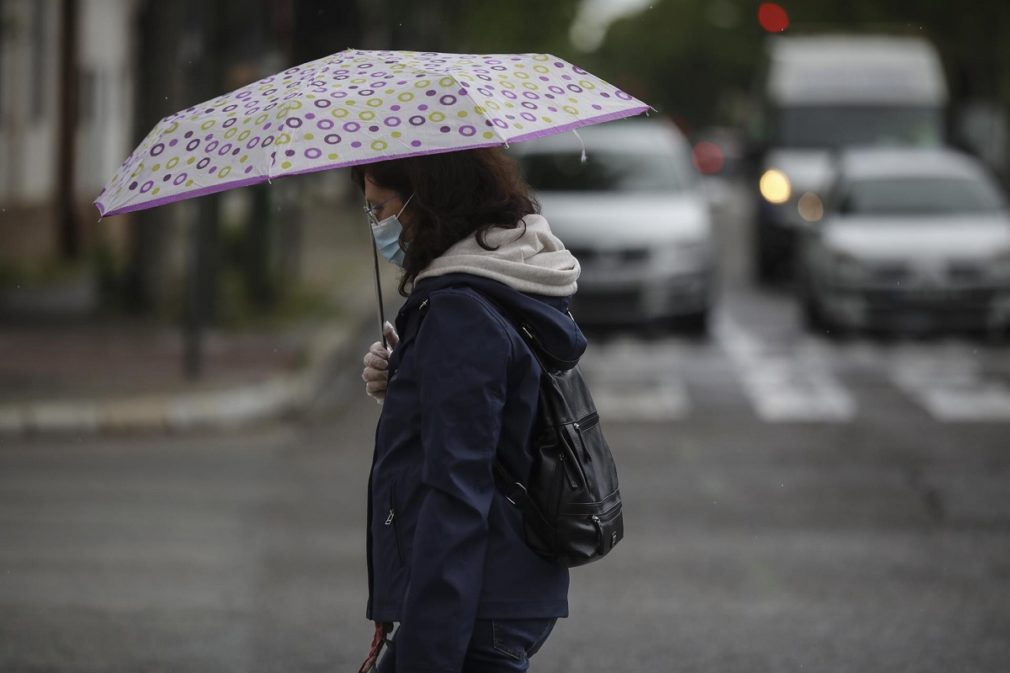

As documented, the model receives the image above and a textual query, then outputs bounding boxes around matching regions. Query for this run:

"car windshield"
[518,150,689,193]
[840,176,1007,215]
[775,106,943,148]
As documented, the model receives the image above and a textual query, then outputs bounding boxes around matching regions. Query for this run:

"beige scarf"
[414,214,580,297]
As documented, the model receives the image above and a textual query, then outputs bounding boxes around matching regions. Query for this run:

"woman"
[355,148,586,672]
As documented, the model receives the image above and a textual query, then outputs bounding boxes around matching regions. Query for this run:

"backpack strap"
[416,289,546,510]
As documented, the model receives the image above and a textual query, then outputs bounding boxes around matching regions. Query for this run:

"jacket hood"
[409,273,588,371]
[414,214,580,297]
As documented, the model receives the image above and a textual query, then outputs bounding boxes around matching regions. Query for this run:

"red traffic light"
[758,3,790,33]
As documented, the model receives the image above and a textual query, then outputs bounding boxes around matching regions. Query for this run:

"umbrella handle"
[369,222,388,351]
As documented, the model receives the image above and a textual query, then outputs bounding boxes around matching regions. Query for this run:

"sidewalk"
[0,192,398,435]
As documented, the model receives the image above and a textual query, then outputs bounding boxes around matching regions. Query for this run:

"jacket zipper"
[386,481,405,565]
[575,411,600,432]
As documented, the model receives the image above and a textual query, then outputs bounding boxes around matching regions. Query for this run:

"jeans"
[376,618,557,673]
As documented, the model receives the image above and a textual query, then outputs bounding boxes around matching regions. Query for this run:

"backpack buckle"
[505,482,528,506]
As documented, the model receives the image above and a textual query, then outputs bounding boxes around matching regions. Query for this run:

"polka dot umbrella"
[95,49,650,217]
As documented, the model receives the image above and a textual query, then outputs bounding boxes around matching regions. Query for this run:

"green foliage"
[441,0,582,56]
[575,0,1010,134]
[0,256,90,289]
[578,1,763,131]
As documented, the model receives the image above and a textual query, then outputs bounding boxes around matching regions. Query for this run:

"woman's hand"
[362,322,400,403]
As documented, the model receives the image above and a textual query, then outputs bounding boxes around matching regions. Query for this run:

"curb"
[0,252,398,436]
[0,317,365,436]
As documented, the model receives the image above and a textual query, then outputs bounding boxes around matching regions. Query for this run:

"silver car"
[513,120,715,333]
[798,147,1010,334]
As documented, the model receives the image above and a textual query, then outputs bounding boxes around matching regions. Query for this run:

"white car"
[798,147,1010,334]
[513,120,716,333]
[750,35,948,282]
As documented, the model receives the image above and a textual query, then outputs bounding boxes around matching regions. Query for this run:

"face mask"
[369,193,414,267]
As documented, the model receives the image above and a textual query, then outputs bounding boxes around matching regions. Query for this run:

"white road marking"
[577,326,1010,425]
[889,347,1010,421]
[580,337,691,422]
[715,316,856,422]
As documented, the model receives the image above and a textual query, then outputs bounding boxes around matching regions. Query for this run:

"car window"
[841,176,1007,215]
[518,150,691,193]
[776,106,943,149]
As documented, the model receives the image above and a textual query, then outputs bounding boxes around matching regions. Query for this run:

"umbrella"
[95,49,650,340]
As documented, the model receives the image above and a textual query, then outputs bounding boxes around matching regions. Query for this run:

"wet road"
[2,182,1009,672]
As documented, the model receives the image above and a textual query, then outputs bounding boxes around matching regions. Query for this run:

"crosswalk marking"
[714,316,856,422]
[581,337,691,422]
[576,321,1010,425]
[589,379,690,422]
[888,348,1010,422]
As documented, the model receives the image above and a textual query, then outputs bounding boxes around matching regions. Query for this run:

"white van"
[749,35,949,281]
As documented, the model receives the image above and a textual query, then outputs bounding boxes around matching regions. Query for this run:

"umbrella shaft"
[370,225,388,350]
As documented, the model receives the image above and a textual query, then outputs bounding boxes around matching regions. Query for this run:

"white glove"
[362,321,400,404]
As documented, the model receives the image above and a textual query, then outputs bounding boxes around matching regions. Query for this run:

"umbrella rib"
[353,57,511,152]
[438,67,511,148]
[264,64,316,183]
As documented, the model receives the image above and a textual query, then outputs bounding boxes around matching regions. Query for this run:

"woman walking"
[356,147,585,672]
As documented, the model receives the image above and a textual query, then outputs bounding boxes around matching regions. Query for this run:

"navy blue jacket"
[366,272,586,671]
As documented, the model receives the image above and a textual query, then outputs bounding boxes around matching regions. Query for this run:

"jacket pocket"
[490,619,558,661]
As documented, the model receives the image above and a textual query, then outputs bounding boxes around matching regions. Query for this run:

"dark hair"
[351,148,539,296]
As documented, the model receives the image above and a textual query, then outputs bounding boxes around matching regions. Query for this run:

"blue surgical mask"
[368,193,414,267]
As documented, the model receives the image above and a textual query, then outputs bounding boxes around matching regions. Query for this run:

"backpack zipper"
[573,412,600,433]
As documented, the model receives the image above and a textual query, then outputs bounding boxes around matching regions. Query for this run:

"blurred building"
[0,0,139,260]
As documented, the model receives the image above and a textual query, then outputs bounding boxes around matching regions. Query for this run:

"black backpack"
[422,291,624,567]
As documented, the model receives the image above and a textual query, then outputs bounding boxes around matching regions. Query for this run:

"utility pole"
[125,0,178,313]
[182,0,225,379]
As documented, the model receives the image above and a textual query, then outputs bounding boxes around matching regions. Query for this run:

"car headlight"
[831,251,867,284]
[760,169,792,204]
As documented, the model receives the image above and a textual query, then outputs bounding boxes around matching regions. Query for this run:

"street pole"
[56,0,80,259]
[182,0,224,379]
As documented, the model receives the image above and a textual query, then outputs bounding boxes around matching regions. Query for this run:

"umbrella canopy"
[95,49,649,217]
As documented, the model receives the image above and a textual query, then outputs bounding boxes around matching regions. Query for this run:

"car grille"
[570,288,643,322]
[947,262,986,284]
[862,260,990,287]
[869,262,910,284]
[863,287,995,309]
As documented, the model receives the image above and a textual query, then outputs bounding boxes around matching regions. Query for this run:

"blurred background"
[2,1,1010,672]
